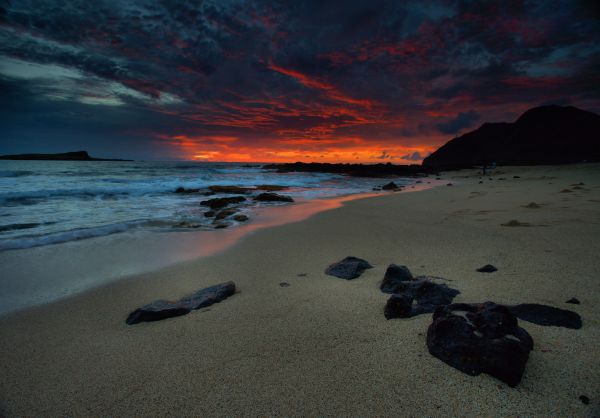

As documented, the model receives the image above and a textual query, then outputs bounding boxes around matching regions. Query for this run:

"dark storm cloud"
[0,0,599,160]
[435,110,480,134]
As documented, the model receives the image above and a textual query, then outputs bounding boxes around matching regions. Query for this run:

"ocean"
[0,160,412,251]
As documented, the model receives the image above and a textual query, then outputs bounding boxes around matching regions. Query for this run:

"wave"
[0,170,35,178]
[0,220,169,251]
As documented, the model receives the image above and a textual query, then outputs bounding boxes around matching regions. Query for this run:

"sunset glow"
[0,1,598,161]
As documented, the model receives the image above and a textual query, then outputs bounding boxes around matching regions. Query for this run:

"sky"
[0,0,599,162]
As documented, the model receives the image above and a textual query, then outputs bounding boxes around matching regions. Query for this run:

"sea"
[0,160,413,252]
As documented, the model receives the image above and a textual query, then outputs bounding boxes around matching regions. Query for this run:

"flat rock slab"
[126,281,236,325]
[385,278,460,317]
[508,303,582,329]
[325,256,373,280]
[427,302,533,387]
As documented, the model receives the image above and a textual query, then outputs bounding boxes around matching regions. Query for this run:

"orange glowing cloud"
[159,133,435,164]
[267,62,374,109]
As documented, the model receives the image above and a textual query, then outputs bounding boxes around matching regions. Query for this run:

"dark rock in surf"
[325,256,373,280]
[253,192,294,202]
[126,281,236,325]
[200,196,246,210]
[215,208,238,220]
[175,187,200,194]
[208,185,252,194]
[427,302,533,387]
[382,181,399,190]
[233,214,249,222]
[508,303,582,329]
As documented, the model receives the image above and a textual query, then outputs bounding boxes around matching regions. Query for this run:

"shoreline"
[0,181,441,316]
[0,164,598,416]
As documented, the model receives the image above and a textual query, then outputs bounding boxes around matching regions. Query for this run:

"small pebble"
[477,264,498,273]
[566,297,580,304]
[279,282,290,287]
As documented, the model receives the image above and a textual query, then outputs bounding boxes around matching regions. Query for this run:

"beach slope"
[0,164,599,417]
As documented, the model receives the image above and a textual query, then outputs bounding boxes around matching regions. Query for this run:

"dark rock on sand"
[508,303,582,329]
[233,214,249,222]
[200,196,246,209]
[427,302,534,387]
[380,264,414,293]
[215,208,238,220]
[382,181,399,190]
[579,395,590,405]
[446,183,453,186]
[565,297,580,304]
[476,264,498,273]
[384,294,413,319]
[254,192,294,202]
[208,185,252,194]
[279,282,290,287]
[325,256,373,280]
[501,219,531,227]
[126,281,236,325]
[524,202,542,209]
[387,279,460,316]
[126,300,190,324]
[178,281,236,310]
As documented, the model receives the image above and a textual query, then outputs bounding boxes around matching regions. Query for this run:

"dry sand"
[1,164,599,417]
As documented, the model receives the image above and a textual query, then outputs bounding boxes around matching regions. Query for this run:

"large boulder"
[253,192,294,202]
[427,302,534,387]
[508,303,582,329]
[325,256,373,280]
[380,264,414,293]
[126,281,236,325]
[200,196,246,210]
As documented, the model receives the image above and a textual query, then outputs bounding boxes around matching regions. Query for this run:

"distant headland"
[0,151,132,161]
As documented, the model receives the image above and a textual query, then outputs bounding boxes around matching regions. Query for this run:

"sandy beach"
[1,164,599,417]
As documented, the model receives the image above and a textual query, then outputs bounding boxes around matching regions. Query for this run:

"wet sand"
[0,164,599,417]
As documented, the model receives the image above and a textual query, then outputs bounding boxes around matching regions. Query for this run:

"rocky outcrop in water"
[208,185,252,194]
[427,302,534,387]
[126,281,236,325]
[325,256,373,280]
[200,196,246,209]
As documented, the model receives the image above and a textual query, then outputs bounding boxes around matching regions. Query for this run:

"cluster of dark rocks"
[174,185,295,229]
[324,256,583,387]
